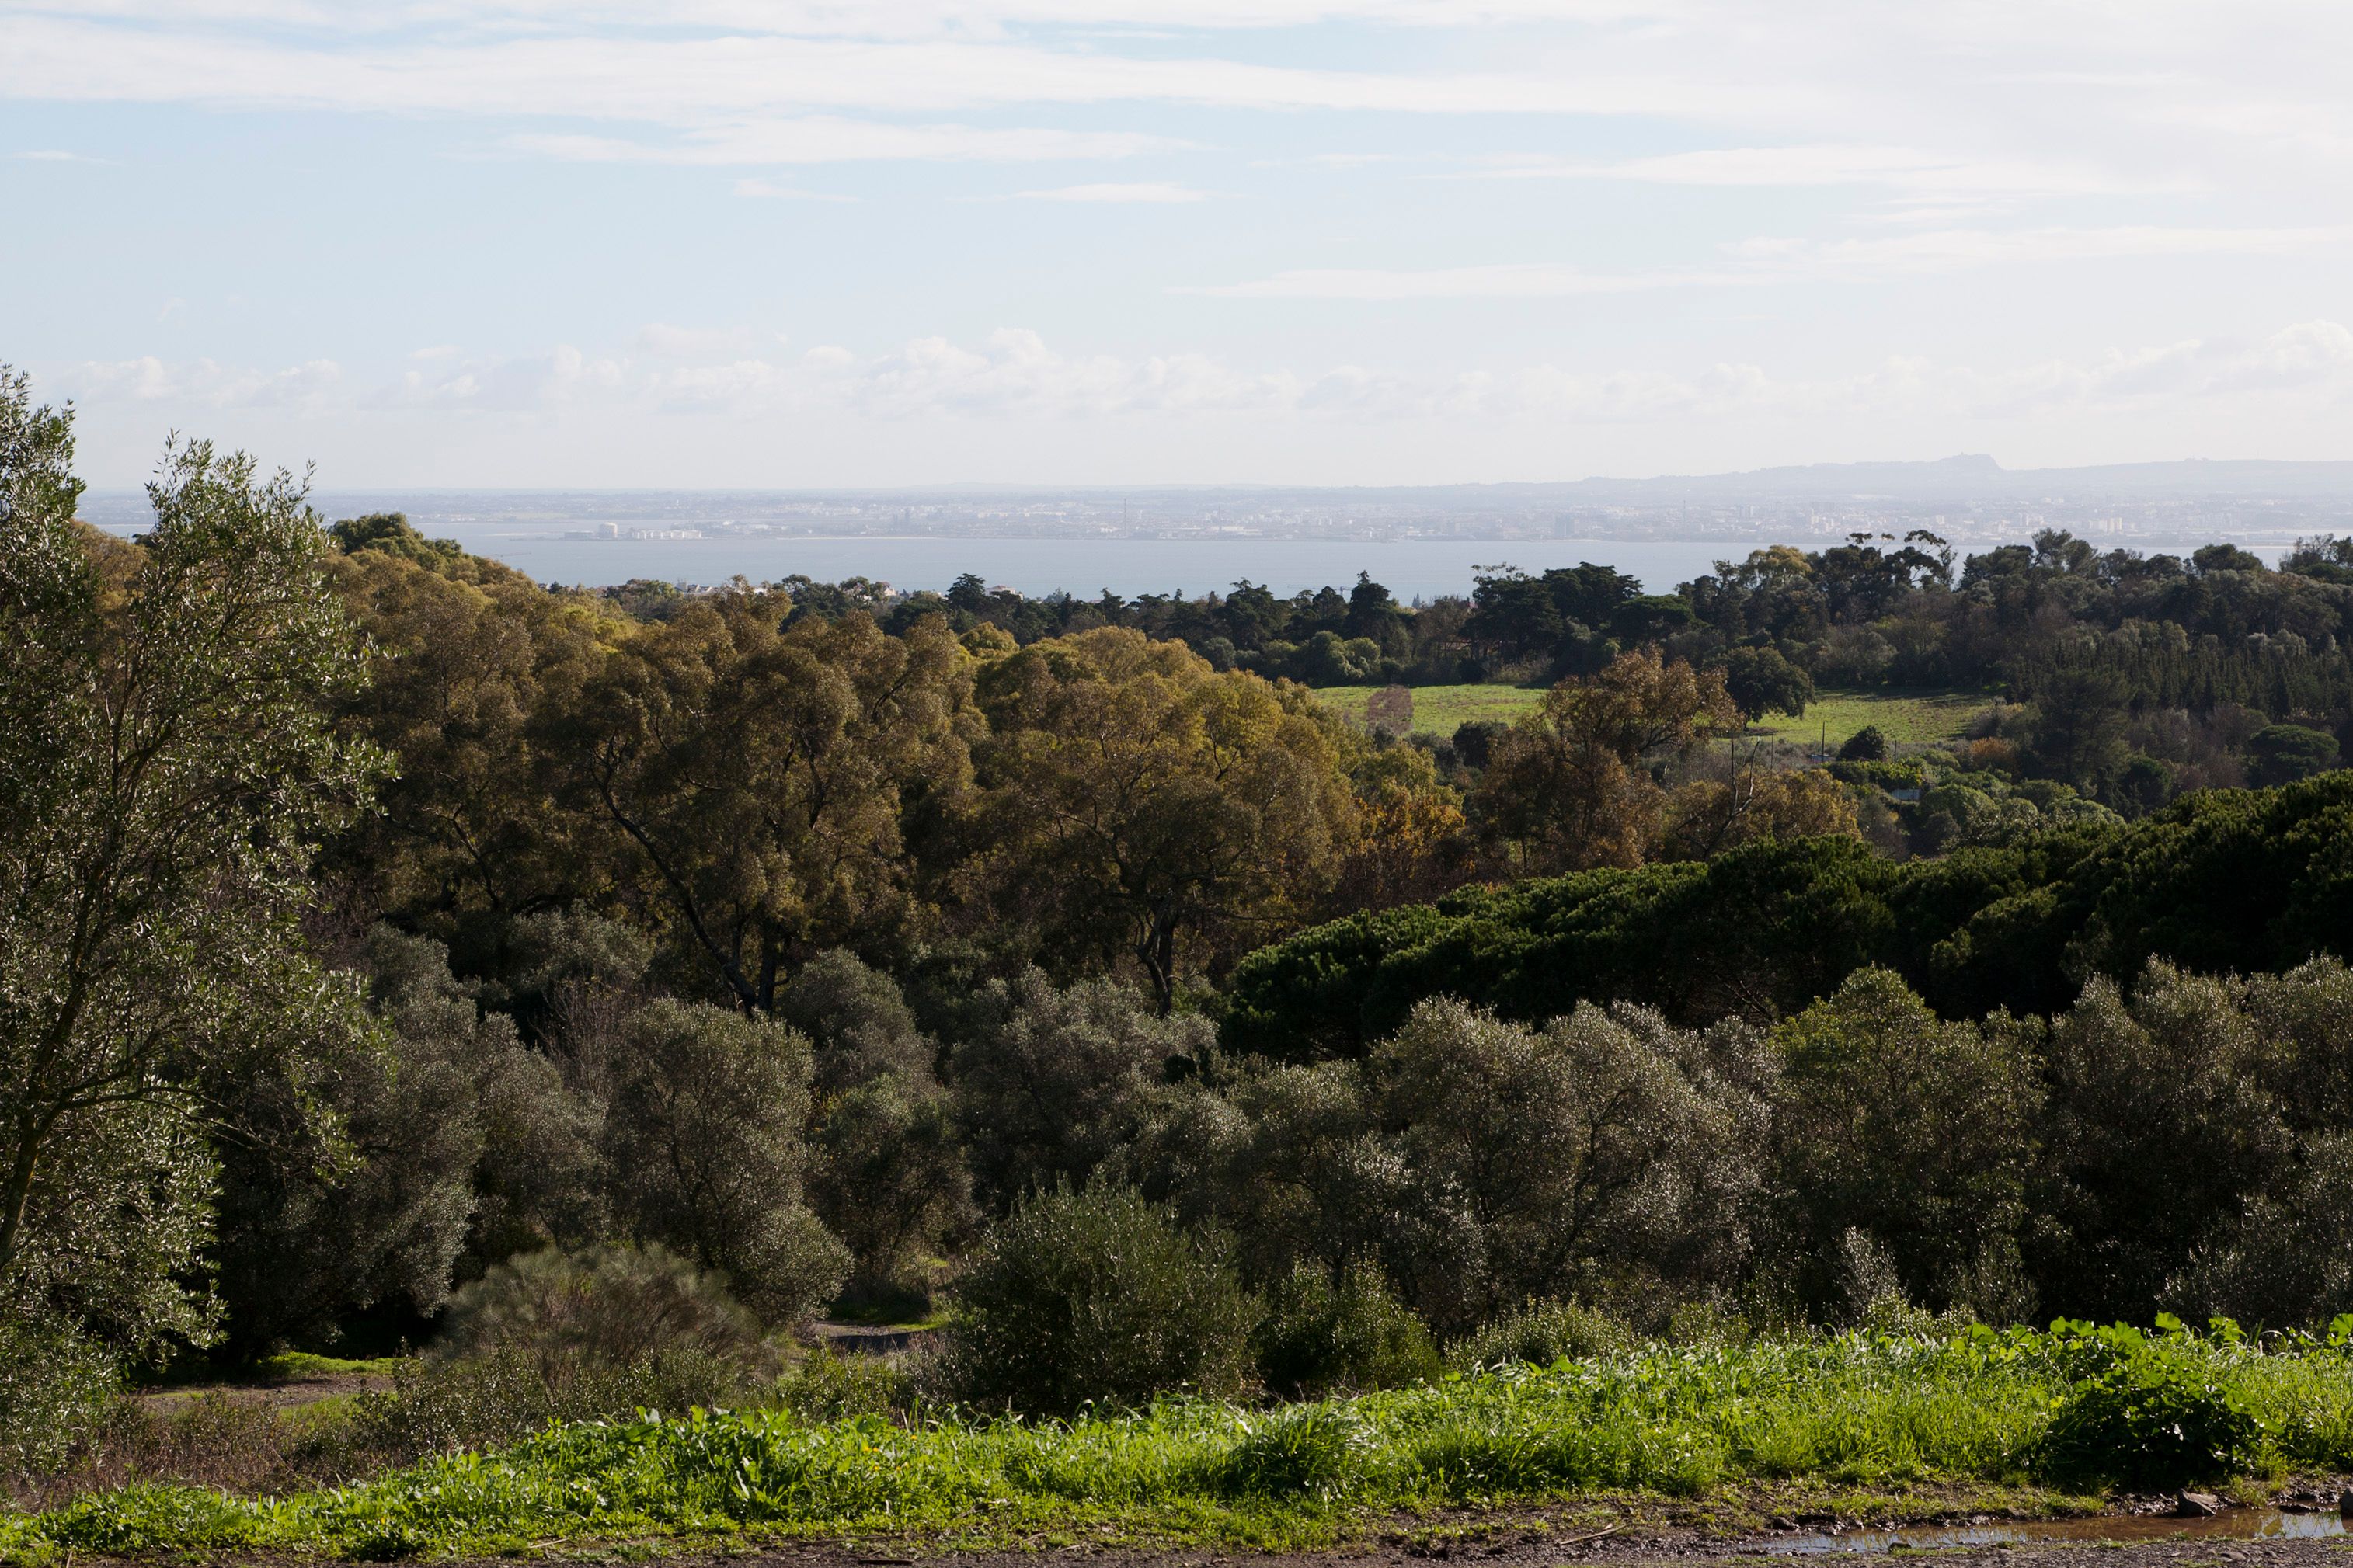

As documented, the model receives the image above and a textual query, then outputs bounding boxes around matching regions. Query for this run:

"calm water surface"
[457,535,1748,598]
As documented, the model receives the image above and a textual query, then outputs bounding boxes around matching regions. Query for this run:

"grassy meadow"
[1314,683,1991,752]
[9,1324,2350,1562]
[1311,682,1548,735]
[1747,687,1992,751]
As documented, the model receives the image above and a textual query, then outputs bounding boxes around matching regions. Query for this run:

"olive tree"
[597,1000,849,1324]
[0,375,382,1352]
[1766,968,2041,1322]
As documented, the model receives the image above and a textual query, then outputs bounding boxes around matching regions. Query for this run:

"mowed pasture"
[1315,683,1990,751]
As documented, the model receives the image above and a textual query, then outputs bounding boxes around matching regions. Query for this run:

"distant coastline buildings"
[564,521,707,542]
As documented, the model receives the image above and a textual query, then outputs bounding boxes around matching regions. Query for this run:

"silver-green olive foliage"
[0,370,384,1351]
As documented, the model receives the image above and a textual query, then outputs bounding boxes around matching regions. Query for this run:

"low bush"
[345,1346,747,1459]
[0,1313,119,1482]
[346,1243,779,1455]
[1448,1299,1633,1371]
[1255,1262,1439,1396]
[2034,1319,2264,1487]
[1214,1403,1373,1497]
[436,1243,775,1388]
[23,1392,359,1507]
[942,1183,1256,1415]
[776,1344,908,1423]
[1827,758,1926,790]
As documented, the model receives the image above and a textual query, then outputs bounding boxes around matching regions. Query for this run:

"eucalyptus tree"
[552,598,976,1014]
[973,627,1353,1011]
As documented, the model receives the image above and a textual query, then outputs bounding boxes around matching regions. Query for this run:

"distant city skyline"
[7,3,2352,488]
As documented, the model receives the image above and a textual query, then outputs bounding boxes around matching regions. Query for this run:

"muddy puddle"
[1759,1508,2348,1554]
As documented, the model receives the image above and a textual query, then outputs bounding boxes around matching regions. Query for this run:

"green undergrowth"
[135,1351,408,1400]
[256,1354,411,1383]
[10,1323,2352,1562]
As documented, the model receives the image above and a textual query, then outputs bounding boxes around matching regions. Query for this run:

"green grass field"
[1314,683,1991,752]
[9,1324,2348,1561]
[1311,683,1546,735]
[1749,687,1992,751]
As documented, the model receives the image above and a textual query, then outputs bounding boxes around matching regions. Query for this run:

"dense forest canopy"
[11,374,2353,1460]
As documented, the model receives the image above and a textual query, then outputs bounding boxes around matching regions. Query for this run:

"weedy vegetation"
[5,1319,2350,1561]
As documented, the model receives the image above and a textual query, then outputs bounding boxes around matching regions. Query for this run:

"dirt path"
[134,1365,393,1413]
[608,1505,2352,1568]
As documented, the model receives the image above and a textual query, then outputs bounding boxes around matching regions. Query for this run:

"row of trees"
[331,513,1866,1010]
[1223,770,2353,1055]
[782,527,2353,813]
[1124,957,2353,1335]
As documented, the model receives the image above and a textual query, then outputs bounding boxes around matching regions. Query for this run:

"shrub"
[2166,1131,2353,1327]
[2035,1325,2261,1487]
[348,1346,743,1458]
[949,971,1206,1212]
[776,1344,908,1423]
[2038,963,2292,1323]
[1255,1261,1439,1396]
[1215,1403,1373,1498]
[0,1312,119,1479]
[943,1184,1256,1415]
[1837,725,1890,762]
[1826,758,1925,790]
[435,1243,776,1391]
[599,1000,850,1325]
[357,1242,768,1458]
[808,1070,971,1302]
[211,927,495,1360]
[778,949,933,1094]
[1365,996,1767,1333]
[1447,1299,1632,1371]
[1766,968,2040,1320]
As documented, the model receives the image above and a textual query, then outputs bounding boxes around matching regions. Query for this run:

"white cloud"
[1751,224,2351,273]
[57,356,343,409]
[47,321,2353,432]
[14,2,1686,42]
[1188,226,2351,298]
[1457,144,2197,204]
[1008,181,1209,202]
[363,346,625,411]
[11,147,110,162]
[0,16,1718,122]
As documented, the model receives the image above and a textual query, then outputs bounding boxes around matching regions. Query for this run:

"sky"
[4,1,2352,488]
